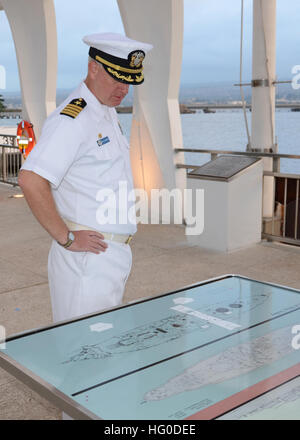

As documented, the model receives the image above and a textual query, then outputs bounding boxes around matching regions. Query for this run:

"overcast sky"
[0,0,299,92]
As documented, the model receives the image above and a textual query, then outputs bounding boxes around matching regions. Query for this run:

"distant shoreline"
[1,102,300,116]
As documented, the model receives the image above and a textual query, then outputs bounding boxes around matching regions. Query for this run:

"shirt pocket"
[94,144,117,161]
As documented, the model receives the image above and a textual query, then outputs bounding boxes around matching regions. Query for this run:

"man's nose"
[119,83,129,94]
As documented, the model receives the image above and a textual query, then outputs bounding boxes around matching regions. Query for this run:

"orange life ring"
[16,120,36,158]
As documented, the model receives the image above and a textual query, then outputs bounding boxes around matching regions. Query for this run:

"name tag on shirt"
[97,136,110,147]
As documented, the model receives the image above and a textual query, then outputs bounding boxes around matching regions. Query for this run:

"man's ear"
[88,60,100,79]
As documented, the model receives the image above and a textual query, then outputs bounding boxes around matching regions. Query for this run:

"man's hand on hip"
[18,171,108,255]
[68,230,108,254]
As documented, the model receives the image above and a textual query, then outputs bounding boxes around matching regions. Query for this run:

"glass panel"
[1,276,300,419]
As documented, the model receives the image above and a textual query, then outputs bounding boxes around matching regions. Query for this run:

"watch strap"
[58,231,74,248]
[62,237,73,248]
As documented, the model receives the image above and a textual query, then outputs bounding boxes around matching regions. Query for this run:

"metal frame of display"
[0,274,299,420]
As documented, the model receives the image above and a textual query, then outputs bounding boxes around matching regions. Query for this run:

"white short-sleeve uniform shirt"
[21,81,137,235]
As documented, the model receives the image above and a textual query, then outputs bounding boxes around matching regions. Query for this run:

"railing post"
[283,178,287,238]
[0,146,2,180]
[295,179,299,240]
[2,146,7,181]
[273,156,280,173]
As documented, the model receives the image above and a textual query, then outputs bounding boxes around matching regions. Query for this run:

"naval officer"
[18,33,153,323]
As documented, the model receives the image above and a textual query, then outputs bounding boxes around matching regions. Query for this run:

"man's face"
[86,61,129,107]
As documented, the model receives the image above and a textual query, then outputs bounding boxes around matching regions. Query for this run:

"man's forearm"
[18,170,69,244]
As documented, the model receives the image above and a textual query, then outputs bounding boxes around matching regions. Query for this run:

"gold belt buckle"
[125,235,133,245]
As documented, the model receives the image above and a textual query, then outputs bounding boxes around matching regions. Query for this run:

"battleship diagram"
[62,281,278,364]
[142,325,295,402]
[62,313,210,363]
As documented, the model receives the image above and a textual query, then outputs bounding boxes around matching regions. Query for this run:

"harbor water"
[1,108,300,174]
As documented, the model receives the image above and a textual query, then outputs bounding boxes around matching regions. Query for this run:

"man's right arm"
[18,170,107,254]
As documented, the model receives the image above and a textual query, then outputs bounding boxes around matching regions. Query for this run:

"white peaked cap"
[83,32,153,58]
[83,32,153,85]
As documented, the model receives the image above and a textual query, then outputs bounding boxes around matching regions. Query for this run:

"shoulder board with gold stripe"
[60,98,87,119]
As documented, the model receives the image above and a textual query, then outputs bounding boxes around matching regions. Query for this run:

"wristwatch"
[58,231,75,248]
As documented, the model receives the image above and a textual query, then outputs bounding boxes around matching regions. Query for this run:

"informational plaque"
[188,155,261,181]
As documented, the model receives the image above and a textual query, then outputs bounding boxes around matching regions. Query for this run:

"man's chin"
[110,97,124,107]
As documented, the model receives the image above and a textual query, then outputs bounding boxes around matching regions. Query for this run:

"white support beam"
[2,0,57,138]
[117,0,186,222]
[251,0,277,217]
[252,0,276,152]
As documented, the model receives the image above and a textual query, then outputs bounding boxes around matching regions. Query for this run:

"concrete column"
[1,0,57,138]
[117,0,186,223]
[251,0,277,217]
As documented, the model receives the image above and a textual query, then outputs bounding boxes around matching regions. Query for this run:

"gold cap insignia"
[129,51,145,68]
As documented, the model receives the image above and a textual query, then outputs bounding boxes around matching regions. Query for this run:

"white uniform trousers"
[48,239,132,420]
[48,239,132,323]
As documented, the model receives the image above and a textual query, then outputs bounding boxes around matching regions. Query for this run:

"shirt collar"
[79,81,111,122]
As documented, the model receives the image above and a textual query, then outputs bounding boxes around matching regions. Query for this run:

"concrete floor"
[0,182,300,419]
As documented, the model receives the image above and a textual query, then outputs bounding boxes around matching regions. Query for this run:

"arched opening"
[0,7,21,133]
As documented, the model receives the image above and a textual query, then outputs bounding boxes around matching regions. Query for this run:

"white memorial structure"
[0,0,278,252]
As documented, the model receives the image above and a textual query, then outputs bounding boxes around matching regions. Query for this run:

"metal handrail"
[0,133,18,150]
[0,144,19,149]
[264,171,300,179]
[175,147,300,160]
[0,134,17,139]
[0,139,22,185]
